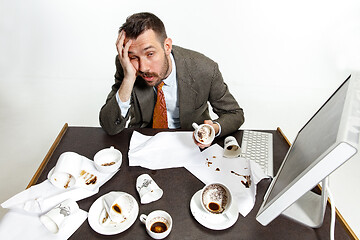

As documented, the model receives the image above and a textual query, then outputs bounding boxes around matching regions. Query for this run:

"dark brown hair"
[119,12,167,43]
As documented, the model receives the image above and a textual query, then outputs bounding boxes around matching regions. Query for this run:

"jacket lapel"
[172,47,198,129]
[133,81,155,126]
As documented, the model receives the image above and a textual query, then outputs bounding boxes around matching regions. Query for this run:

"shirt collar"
[162,53,176,87]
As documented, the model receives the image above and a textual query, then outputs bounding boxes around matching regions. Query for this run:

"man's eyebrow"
[128,45,156,55]
[143,45,155,51]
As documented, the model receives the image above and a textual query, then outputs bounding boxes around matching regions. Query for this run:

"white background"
[1,0,360,236]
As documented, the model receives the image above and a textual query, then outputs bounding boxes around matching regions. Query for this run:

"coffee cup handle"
[192,123,199,130]
[139,214,147,224]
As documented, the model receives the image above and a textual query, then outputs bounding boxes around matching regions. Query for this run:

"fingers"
[204,120,213,125]
[116,30,126,57]
[123,39,132,55]
[204,119,219,135]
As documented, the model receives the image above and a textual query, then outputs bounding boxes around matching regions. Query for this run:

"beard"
[138,53,170,87]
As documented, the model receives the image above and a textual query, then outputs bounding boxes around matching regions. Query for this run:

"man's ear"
[164,38,172,55]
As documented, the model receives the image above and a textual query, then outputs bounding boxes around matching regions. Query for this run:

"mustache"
[137,71,159,79]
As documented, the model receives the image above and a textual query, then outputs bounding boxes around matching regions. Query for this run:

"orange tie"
[152,81,168,128]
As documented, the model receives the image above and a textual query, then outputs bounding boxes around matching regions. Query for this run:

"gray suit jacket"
[99,45,244,137]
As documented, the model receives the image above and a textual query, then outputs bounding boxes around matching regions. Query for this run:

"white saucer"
[190,190,238,230]
[88,192,139,235]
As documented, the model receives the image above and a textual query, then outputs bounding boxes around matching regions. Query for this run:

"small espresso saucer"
[88,192,139,235]
[190,190,238,230]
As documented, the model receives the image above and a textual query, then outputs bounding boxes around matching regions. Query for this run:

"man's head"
[119,12,172,87]
[119,12,168,48]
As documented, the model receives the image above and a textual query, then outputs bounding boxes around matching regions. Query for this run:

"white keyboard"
[240,130,274,177]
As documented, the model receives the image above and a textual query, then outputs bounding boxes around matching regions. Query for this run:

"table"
[29,124,353,239]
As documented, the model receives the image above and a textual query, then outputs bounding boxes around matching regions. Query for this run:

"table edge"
[26,123,69,189]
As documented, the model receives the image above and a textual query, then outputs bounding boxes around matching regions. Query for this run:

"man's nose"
[138,58,150,73]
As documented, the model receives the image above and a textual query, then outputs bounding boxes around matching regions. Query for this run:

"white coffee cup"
[140,210,172,239]
[136,174,163,204]
[192,123,215,145]
[102,191,134,224]
[40,199,79,233]
[223,136,241,158]
[94,146,122,173]
[200,183,234,218]
[49,152,83,189]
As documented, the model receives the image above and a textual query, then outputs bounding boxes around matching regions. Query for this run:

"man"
[99,12,244,148]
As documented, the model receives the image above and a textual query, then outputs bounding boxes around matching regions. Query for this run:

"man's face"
[126,29,172,87]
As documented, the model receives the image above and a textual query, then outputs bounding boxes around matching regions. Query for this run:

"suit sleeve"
[208,63,245,137]
[99,56,130,135]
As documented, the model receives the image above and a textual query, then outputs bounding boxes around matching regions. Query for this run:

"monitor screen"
[256,74,359,227]
[264,79,348,206]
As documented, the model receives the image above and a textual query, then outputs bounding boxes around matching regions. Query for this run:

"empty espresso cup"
[140,210,172,239]
[136,174,163,204]
[40,199,79,234]
[102,192,134,224]
[200,183,233,216]
[192,123,215,145]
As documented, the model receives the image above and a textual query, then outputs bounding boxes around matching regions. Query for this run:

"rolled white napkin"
[0,207,87,240]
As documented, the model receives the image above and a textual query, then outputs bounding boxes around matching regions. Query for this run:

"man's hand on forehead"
[116,30,136,81]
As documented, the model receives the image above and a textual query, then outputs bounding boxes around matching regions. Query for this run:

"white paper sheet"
[184,144,268,216]
[128,131,202,169]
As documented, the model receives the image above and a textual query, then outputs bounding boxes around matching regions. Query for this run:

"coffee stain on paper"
[80,170,97,185]
[231,170,251,188]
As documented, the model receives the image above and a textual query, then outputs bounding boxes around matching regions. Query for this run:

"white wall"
[1,0,360,236]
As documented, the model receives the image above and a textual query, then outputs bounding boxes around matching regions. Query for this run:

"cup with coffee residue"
[192,123,215,145]
[223,136,241,158]
[139,210,172,239]
[200,183,235,218]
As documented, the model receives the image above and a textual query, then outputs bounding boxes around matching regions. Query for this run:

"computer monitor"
[256,73,360,228]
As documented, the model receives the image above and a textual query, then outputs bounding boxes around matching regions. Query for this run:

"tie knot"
[156,81,165,91]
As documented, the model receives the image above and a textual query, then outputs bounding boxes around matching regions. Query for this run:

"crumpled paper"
[128,131,201,169]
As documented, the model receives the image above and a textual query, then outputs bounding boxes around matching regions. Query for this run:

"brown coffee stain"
[80,170,98,185]
[230,170,251,188]
[85,175,97,185]
[102,211,109,224]
[101,161,115,166]
[112,203,121,214]
[64,174,72,189]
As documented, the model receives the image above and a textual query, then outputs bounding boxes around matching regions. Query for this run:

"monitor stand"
[281,177,329,228]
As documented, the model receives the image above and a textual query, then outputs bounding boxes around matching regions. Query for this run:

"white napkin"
[184,144,269,216]
[2,156,117,214]
[0,207,88,240]
[128,131,201,170]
